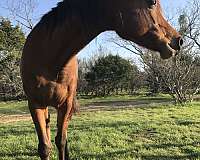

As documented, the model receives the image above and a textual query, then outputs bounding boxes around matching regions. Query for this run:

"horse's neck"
[41,19,104,74]
[32,0,115,74]
[50,27,100,69]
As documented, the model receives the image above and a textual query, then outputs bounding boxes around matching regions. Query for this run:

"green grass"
[0,98,200,160]
[0,101,28,115]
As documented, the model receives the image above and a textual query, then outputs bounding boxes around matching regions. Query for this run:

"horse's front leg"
[28,101,52,160]
[44,107,51,144]
[55,98,74,160]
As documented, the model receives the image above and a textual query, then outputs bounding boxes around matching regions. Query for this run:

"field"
[0,96,200,160]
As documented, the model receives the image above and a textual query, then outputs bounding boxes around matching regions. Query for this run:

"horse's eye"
[146,0,157,7]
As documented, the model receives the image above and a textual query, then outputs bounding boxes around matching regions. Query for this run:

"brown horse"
[21,0,182,159]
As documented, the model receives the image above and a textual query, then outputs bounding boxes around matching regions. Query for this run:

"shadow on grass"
[82,98,172,111]
[0,150,37,158]
[142,143,200,160]
[0,124,35,136]
[176,120,200,126]
[67,121,140,133]
[145,142,200,149]
[71,149,137,160]
[71,148,200,160]
[142,154,200,160]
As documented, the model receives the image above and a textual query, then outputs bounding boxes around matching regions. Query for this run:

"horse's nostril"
[170,37,183,51]
[178,37,183,47]
[177,37,184,47]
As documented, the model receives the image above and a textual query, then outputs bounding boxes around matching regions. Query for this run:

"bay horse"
[21,0,183,159]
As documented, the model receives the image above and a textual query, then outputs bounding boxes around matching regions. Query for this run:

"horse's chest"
[56,69,73,84]
[33,77,68,107]
[35,68,77,107]
[56,61,78,85]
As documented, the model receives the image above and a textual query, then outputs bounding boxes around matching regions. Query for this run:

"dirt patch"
[0,99,173,123]
[0,114,32,124]
[81,99,172,111]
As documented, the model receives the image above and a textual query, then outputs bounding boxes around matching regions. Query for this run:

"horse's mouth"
[159,43,177,59]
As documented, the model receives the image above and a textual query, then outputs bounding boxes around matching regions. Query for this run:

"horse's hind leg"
[55,97,74,160]
[28,101,51,160]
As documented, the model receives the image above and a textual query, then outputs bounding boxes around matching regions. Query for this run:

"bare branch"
[2,0,38,30]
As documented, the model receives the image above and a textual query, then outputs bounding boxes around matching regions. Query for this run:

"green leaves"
[0,18,26,100]
[85,54,139,96]
[0,18,25,52]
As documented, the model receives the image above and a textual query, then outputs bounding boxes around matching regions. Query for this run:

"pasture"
[0,96,200,160]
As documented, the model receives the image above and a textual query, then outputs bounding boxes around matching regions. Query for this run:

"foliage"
[0,18,25,52]
[77,58,90,96]
[0,18,26,100]
[83,53,140,96]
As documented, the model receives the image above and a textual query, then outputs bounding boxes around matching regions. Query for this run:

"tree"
[85,53,139,96]
[1,0,38,30]
[0,18,25,52]
[0,18,26,100]
[77,58,90,95]
[141,50,200,104]
[180,0,200,50]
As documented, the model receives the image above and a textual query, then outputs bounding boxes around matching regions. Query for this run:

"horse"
[21,0,182,159]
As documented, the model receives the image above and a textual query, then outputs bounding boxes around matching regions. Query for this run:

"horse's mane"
[39,0,103,32]
[39,0,72,30]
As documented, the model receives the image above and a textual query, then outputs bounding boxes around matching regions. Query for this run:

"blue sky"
[0,0,187,60]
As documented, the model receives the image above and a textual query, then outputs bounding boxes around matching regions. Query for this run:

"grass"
[0,96,200,160]
[0,94,172,115]
[0,101,28,115]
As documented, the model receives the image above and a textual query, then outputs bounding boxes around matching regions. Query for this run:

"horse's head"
[113,0,183,59]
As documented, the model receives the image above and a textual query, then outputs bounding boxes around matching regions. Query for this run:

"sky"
[0,0,188,60]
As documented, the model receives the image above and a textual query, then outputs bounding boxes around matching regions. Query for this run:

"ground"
[0,95,200,160]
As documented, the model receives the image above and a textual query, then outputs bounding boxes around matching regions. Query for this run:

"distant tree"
[141,49,200,104]
[142,52,164,94]
[85,53,139,96]
[77,58,89,95]
[0,18,25,52]
[0,18,26,100]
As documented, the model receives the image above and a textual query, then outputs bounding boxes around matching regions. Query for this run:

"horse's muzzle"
[170,36,183,51]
